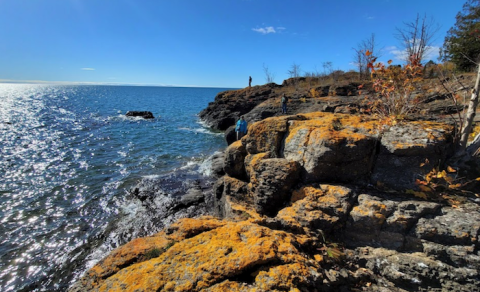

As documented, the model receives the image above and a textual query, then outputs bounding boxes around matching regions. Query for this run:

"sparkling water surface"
[0,84,230,291]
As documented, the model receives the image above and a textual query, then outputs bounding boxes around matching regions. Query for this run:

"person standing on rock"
[249,76,252,88]
[281,94,288,114]
[235,116,248,140]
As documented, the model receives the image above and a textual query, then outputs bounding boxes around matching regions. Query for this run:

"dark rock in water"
[125,111,154,119]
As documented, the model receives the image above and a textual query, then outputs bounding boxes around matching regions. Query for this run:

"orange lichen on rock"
[294,112,379,135]
[380,121,454,154]
[349,195,390,227]
[78,220,319,292]
[283,113,378,165]
[243,116,290,155]
[70,216,226,291]
[80,232,172,289]
[165,216,227,241]
[224,195,262,221]
[204,280,259,292]
[276,185,355,232]
[244,153,269,178]
[255,263,314,292]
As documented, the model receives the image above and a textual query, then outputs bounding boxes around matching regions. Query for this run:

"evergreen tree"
[442,0,480,71]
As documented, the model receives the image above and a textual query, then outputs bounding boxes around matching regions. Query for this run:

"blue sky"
[0,0,466,88]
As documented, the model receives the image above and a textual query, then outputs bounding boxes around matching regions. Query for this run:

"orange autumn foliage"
[363,51,424,123]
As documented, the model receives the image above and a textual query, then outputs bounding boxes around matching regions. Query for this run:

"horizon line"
[0,79,240,89]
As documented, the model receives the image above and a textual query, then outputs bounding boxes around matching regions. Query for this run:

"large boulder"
[243,115,296,156]
[372,121,454,190]
[247,158,300,216]
[275,184,357,233]
[212,176,249,218]
[283,113,378,183]
[223,140,247,180]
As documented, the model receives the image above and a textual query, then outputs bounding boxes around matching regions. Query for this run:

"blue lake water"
[0,84,231,291]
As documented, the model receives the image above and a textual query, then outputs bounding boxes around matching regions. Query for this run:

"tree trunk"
[459,63,480,152]
[466,132,480,156]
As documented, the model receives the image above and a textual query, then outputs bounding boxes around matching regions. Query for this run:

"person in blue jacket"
[235,116,248,140]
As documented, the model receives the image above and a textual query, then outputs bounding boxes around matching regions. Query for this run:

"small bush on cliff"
[361,51,424,123]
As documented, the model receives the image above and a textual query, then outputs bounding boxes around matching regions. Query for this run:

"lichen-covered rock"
[243,116,293,156]
[213,175,250,218]
[283,113,378,183]
[223,140,248,180]
[372,121,454,190]
[69,217,226,292]
[412,204,480,248]
[275,184,357,233]
[310,85,330,98]
[345,193,442,249]
[355,247,480,292]
[71,219,325,292]
[72,192,480,292]
[241,112,454,190]
[345,194,396,246]
[247,158,300,216]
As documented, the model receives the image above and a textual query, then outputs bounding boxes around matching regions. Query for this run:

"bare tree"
[353,33,380,79]
[288,63,302,90]
[262,63,276,84]
[322,62,333,77]
[288,63,301,78]
[395,13,440,63]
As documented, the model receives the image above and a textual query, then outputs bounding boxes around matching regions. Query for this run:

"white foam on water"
[180,160,200,170]
[198,152,220,177]
[141,174,161,180]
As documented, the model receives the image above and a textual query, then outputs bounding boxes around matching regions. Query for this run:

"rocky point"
[71,77,480,292]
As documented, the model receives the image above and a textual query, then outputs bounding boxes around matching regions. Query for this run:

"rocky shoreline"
[70,78,480,292]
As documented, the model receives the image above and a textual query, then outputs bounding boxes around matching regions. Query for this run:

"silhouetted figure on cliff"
[249,76,252,88]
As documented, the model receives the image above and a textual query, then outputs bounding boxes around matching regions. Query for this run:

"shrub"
[361,51,424,123]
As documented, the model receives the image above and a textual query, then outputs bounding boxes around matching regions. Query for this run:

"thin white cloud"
[81,68,95,71]
[252,26,284,34]
[423,46,440,61]
[365,15,374,20]
[385,45,440,62]
[385,46,407,61]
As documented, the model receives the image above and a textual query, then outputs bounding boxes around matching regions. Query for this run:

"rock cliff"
[71,79,480,292]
